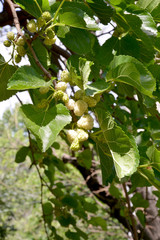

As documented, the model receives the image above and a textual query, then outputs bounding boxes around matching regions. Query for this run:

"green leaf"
[113,14,155,62]
[61,195,79,209]
[95,107,140,179]
[97,36,118,67]
[65,230,80,240]
[131,193,149,208]
[136,210,146,227]
[87,0,114,25]
[85,79,110,96]
[43,202,53,225]
[58,28,94,55]
[107,55,156,97]
[14,0,43,18]
[20,104,71,152]
[96,143,115,185]
[79,58,93,90]
[27,39,51,74]
[59,11,99,30]
[109,184,122,198]
[7,66,53,90]
[0,56,17,101]
[88,216,107,231]
[77,149,92,169]
[138,168,160,191]
[15,146,30,163]
[137,0,160,13]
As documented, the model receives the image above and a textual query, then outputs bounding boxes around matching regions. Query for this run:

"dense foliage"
[1,0,160,239]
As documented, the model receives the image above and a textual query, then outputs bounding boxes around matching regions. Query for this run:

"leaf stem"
[33,0,43,14]
[52,0,65,22]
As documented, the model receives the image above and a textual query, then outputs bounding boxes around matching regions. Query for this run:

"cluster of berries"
[26,11,56,46]
[3,11,56,64]
[53,70,100,151]
[3,31,26,63]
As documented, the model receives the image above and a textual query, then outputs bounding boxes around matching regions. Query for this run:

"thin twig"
[16,94,50,240]
[5,0,52,80]
[122,183,138,240]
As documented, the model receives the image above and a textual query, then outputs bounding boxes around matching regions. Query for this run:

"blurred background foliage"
[0,106,127,239]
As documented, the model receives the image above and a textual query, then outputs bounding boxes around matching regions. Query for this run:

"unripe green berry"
[46,29,55,39]
[70,138,81,151]
[77,114,94,130]
[56,82,67,92]
[7,31,14,41]
[3,40,11,47]
[77,129,89,142]
[39,86,50,94]
[42,11,52,21]
[61,70,70,82]
[44,36,56,46]
[54,90,64,100]
[27,20,37,33]
[37,17,46,29]
[16,46,26,57]
[65,99,75,110]
[82,96,97,107]
[16,37,25,46]
[15,54,22,64]
[74,90,84,100]
[74,100,88,116]
[62,93,69,103]
[67,129,78,143]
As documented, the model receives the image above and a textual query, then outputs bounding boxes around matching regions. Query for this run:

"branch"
[5,0,53,81]
[52,44,71,59]
[122,183,138,240]
[62,154,132,232]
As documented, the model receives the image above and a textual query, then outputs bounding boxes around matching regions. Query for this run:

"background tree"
[0,0,160,239]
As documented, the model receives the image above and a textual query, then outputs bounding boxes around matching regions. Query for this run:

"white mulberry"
[55,82,67,92]
[77,129,89,142]
[27,20,37,33]
[65,99,75,110]
[74,90,84,100]
[70,138,81,151]
[7,32,14,41]
[61,70,70,82]
[67,130,78,143]
[83,96,97,107]
[74,100,88,116]
[77,114,94,130]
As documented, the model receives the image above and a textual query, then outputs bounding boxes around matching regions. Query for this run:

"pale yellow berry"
[54,90,64,100]
[61,70,70,82]
[62,93,69,103]
[82,96,97,107]
[7,32,14,41]
[39,86,50,94]
[67,130,78,143]
[16,37,25,46]
[37,17,46,28]
[70,138,81,151]
[55,82,67,92]
[42,11,52,21]
[44,36,56,46]
[65,99,75,110]
[77,129,89,142]
[74,100,88,116]
[27,20,37,33]
[77,114,94,130]
[74,90,84,100]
